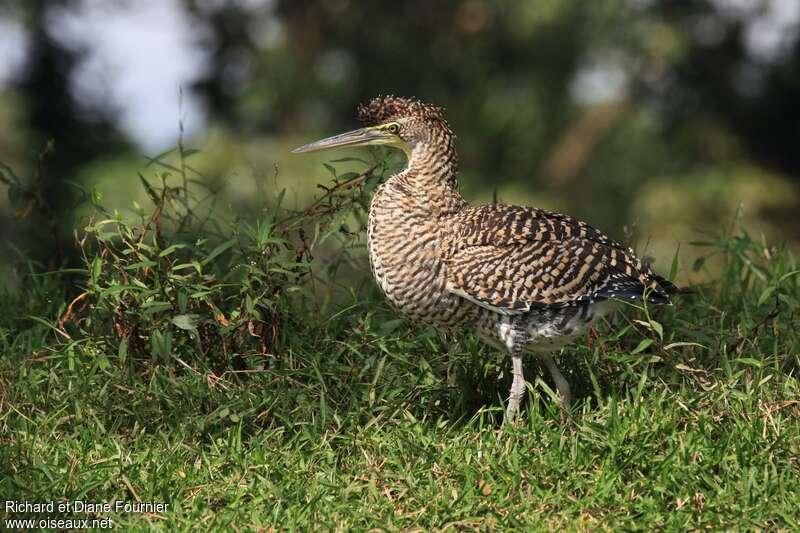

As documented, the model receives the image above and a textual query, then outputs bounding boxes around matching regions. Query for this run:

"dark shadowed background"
[1,0,799,287]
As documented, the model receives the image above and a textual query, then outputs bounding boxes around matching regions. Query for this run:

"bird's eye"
[387,123,400,134]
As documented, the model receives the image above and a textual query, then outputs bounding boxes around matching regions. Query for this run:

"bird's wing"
[445,205,677,313]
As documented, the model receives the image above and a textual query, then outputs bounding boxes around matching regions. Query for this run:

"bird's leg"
[542,353,572,409]
[504,353,526,424]
[504,328,528,425]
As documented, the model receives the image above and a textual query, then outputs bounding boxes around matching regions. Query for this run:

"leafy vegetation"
[1,152,799,530]
[5,1,800,284]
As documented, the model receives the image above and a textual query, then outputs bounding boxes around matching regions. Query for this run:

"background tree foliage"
[1,0,798,280]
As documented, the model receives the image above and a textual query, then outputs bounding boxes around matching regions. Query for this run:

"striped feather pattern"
[446,205,678,311]
[355,96,680,352]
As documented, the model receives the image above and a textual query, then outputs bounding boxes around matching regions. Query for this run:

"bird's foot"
[559,395,574,426]
[542,353,573,416]
[503,394,523,426]
[498,391,524,441]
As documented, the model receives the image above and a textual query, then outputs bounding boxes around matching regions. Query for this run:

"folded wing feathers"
[446,205,678,310]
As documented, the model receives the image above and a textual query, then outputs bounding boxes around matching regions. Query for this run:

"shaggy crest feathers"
[358,95,448,127]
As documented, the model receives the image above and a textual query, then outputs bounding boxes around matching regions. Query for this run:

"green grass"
[1,153,799,530]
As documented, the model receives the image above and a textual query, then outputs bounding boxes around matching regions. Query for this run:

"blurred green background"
[1,0,799,287]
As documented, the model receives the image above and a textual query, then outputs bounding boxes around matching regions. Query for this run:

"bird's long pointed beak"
[291,127,389,154]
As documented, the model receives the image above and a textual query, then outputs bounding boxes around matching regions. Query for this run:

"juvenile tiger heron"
[293,96,680,423]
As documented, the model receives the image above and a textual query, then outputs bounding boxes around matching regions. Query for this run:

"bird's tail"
[651,274,692,296]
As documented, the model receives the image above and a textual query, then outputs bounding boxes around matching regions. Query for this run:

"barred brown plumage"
[293,95,682,424]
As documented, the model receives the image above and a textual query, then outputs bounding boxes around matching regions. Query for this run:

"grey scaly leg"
[542,353,572,408]
[504,325,528,425]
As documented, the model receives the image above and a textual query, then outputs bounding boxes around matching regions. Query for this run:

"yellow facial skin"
[292,122,409,156]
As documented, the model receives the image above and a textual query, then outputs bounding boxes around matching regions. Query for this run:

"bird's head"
[292,95,453,158]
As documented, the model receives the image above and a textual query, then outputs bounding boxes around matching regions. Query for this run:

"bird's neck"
[393,139,466,213]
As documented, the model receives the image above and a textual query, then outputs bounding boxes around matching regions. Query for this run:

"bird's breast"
[367,184,471,326]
